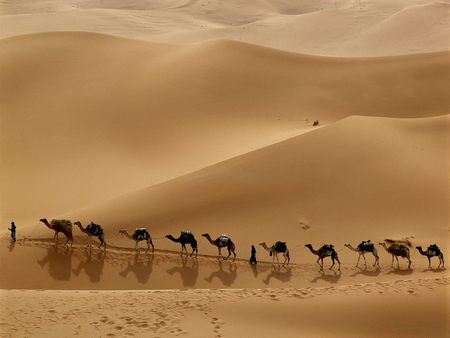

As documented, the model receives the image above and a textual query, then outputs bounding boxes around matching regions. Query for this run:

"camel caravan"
[31,218,446,270]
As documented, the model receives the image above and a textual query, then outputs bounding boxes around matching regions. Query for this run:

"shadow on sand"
[205,260,237,287]
[350,267,381,278]
[72,248,106,283]
[166,254,199,287]
[386,268,414,276]
[37,245,73,281]
[119,252,154,284]
[310,270,342,284]
[263,265,292,285]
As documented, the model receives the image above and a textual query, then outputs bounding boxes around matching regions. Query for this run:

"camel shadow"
[386,268,414,276]
[350,267,381,278]
[310,270,342,284]
[166,255,199,287]
[204,260,237,287]
[72,248,106,283]
[37,245,73,281]
[263,265,292,285]
[119,253,154,284]
[422,267,446,273]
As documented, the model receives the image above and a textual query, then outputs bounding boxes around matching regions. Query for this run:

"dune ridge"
[2,32,448,225]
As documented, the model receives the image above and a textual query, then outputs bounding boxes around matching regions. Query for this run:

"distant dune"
[1,0,448,56]
[1,32,448,224]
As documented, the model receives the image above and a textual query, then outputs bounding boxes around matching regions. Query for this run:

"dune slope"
[65,115,450,260]
[2,32,448,224]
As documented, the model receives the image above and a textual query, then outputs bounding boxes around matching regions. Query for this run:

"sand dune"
[2,32,448,225]
[1,0,448,56]
[58,115,449,261]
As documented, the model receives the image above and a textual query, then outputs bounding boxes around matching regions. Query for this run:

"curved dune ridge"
[0,0,449,56]
[1,32,449,225]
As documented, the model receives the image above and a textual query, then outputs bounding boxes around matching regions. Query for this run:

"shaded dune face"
[1,32,449,224]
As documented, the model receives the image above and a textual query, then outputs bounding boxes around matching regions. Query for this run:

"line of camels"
[38,218,445,270]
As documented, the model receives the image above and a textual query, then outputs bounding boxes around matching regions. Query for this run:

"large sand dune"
[1,32,448,225]
[1,0,449,56]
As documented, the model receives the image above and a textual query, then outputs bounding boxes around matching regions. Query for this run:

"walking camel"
[166,231,198,257]
[202,233,236,261]
[379,240,411,269]
[119,228,154,253]
[344,241,379,268]
[40,218,73,247]
[259,242,290,266]
[305,244,340,270]
[416,244,444,268]
[74,221,106,250]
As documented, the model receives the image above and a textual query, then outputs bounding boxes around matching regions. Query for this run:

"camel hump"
[219,234,229,242]
[53,219,72,227]
[428,244,440,254]
[274,241,287,252]
[358,240,374,251]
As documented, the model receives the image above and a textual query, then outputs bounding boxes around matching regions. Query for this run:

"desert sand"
[1,0,449,337]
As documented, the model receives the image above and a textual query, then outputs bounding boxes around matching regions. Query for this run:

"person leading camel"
[259,241,290,266]
[416,244,444,268]
[201,233,236,261]
[344,240,379,268]
[305,244,340,271]
[8,221,16,242]
[250,245,257,265]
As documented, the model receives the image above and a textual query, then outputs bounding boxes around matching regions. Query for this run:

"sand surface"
[1,1,449,337]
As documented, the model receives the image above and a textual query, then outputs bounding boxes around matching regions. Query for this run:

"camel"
[40,218,73,247]
[165,231,198,257]
[379,241,411,269]
[202,233,236,261]
[416,245,444,268]
[74,221,106,250]
[259,241,290,266]
[119,228,154,253]
[305,244,340,271]
[344,241,379,268]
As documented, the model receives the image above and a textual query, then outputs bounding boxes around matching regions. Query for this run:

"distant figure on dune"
[250,245,257,264]
[313,120,319,126]
[40,218,73,247]
[8,221,16,242]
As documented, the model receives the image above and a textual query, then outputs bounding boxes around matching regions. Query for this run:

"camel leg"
[135,241,139,253]
[218,247,223,260]
[407,256,411,269]
[373,252,379,267]
[427,256,431,268]
[232,249,236,262]
[395,255,400,269]
[362,253,367,267]
[149,239,154,253]
[317,257,323,270]
[336,256,341,270]
[330,256,335,270]
[181,244,186,254]
[356,253,361,267]
[391,254,394,267]
[224,247,232,261]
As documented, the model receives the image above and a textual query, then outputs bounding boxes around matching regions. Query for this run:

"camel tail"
[384,238,412,248]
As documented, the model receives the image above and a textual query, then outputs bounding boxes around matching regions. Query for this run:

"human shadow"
[8,241,15,252]
[310,270,342,284]
[204,260,237,287]
[119,252,154,284]
[263,265,292,285]
[350,267,381,278]
[72,248,106,283]
[37,245,73,281]
[166,255,199,287]
[250,264,258,278]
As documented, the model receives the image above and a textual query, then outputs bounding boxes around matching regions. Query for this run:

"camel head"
[165,234,173,239]
[305,244,312,248]
[39,218,47,224]
[201,233,208,237]
[74,221,82,226]
[119,229,126,234]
